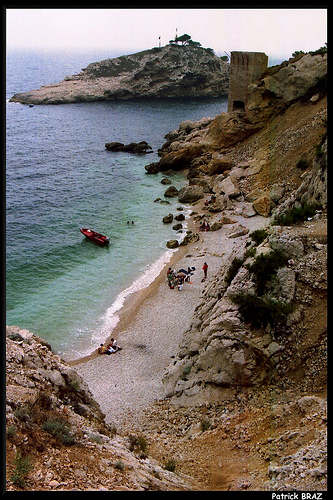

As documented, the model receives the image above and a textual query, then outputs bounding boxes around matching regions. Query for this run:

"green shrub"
[244,246,256,259]
[42,417,75,445]
[201,419,212,432]
[181,365,192,379]
[250,228,268,245]
[248,249,288,295]
[128,434,148,454]
[6,425,16,439]
[273,204,318,226]
[296,158,310,170]
[10,452,32,488]
[231,293,294,329]
[164,459,177,472]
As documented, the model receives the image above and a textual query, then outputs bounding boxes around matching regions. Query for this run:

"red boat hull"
[80,228,110,246]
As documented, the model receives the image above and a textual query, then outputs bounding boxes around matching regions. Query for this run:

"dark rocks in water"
[105,141,152,154]
[145,162,161,174]
[166,240,179,249]
[162,214,174,224]
[172,223,183,231]
[164,186,179,197]
[161,178,172,185]
[158,144,204,171]
[174,213,185,221]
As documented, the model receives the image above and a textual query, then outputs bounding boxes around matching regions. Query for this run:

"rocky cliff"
[9,44,230,105]
[147,50,327,490]
[5,327,197,491]
[153,51,327,404]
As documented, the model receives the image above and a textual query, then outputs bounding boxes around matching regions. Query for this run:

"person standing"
[202,262,208,279]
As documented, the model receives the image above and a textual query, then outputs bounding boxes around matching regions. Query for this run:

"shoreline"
[68,242,190,367]
[68,202,202,367]
[58,198,270,429]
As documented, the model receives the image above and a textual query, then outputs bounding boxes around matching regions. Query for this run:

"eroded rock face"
[6,327,197,491]
[9,45,230,105]
[162,228,327,402]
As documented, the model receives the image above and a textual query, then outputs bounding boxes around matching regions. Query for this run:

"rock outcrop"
[6,327,197,491]
[9,45,230,105]
[162,221,327,401]
[105,141,152,154]
[145,51,327,178]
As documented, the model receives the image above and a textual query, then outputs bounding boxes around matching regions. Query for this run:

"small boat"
[80,228,110,246]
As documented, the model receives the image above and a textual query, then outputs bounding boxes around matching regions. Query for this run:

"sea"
[6,49,228,361]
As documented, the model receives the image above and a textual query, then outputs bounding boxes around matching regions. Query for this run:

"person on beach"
[167,268,174,289]
[108,338,122,353]
[98,343,108,354]
[98,338,122,355]
[202,262,208,279]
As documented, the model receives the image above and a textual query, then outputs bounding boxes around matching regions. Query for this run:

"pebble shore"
[74,203,269,431]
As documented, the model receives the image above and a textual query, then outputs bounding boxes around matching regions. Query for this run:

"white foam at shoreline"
[94,249,176,343]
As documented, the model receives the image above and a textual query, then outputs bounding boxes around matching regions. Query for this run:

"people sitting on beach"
[97,338,122,355]
[98,343,109,354]
[199,221,210,231]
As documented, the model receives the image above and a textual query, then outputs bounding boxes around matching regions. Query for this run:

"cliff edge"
[9,44,229,105]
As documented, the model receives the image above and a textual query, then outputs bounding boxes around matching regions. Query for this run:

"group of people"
[167,266,195,290]
[199,221,210,231]
[97,337,122,355]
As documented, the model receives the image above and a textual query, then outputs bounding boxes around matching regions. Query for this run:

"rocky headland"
[6,50,327,491]
[9,44,230,105]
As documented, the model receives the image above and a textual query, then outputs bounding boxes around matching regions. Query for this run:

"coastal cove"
[6,43,327,491]
[6,49,228,360]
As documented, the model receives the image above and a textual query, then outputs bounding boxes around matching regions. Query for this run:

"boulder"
[158,144,204,171]
[208,157,234,175]
[178,186,204,203]
[210,222,223,231]
[162,214,173,224]
[229,224,249,238]
[179,231,200,246]
[220,216,237,225]
[172,223,183,231]
[245,188,263,202]
[105,141,152,154]
[269,235,305,260]
[219,176,241,198]
[145,162,160,174]
[252,195,272,216]
[270,183,285,203]
[164,186,179,197]
[166,240,179,249]
[161,178,172,185]
[174,213,185,221]
[254,53,328,104]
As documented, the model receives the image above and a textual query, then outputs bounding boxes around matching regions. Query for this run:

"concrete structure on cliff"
[227,51,268,113]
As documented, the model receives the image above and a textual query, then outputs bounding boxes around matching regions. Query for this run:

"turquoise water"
[6,49,228,360]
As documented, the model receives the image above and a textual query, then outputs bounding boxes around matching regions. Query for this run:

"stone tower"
[227,51,268,113]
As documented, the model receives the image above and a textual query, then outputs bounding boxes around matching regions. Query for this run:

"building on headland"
[227,51,268,113]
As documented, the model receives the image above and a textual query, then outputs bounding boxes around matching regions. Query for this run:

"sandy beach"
[74,202,268,431]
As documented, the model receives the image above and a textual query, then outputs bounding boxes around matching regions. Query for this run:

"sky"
[6,8,327,63]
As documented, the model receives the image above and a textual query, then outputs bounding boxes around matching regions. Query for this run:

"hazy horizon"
[6,8,327,64]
